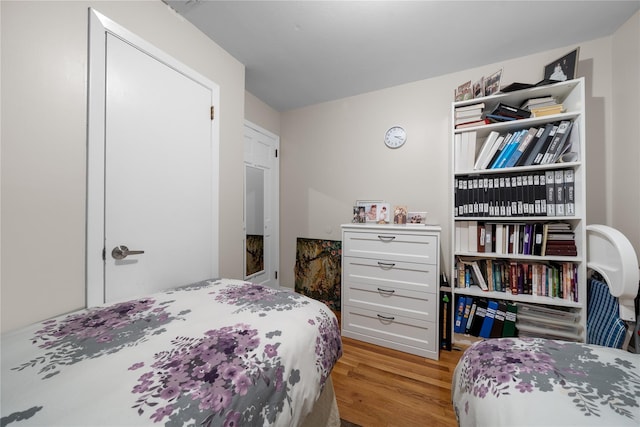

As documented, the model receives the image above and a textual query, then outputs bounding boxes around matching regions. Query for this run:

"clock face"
[384,126,407,149]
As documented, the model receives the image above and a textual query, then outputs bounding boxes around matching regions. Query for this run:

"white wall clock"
[384,126,407,149]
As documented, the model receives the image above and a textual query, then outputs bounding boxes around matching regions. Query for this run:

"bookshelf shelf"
[450,78,587,343]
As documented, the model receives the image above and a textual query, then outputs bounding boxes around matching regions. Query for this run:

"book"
[532,222,544,255]
[545,170,556,216]
[474,131,500,170]
[541,121,573,164]
[478,134,505,169]
[504,127,538,168]
[554,170,565,216]
[455,107,484,118]
[502,302,518,337]
[490,301,507,338]
[521,123,554,166]
[464,298,478,335]
[533,124,559,165]
[485,113,517,122]
[460,296,474,332]
[454,101,484,112]
[454,133,462,171]
[491,130,525,168]
[455,115,483,125]
[486,133,511,169]
[479,300,499,338]
[454,295,466,333]
[469,298,488,336]
[564,169,575,215]
[530,104,564,117]
[490,102,532,120]
[520,96,557,109]
[455,118,490,129]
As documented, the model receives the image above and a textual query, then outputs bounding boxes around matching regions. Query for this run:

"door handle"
[112,245,145,260]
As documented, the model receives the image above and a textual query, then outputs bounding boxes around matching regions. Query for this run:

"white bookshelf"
[450,78,587,344]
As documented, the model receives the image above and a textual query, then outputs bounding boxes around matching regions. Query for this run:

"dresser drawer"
[343,257,437,294]
[343,281,437,322]
[342,306,437,355]
[343,231,437,264]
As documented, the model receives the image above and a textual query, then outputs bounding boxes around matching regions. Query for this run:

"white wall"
[611,12,640,256]
[1,0,246,332]
[245,91,281,137]
[277,32,638,289]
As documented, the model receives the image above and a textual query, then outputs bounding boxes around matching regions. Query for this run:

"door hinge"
[210,106,215,121]
[275,149,278,158]
[102,247,106,261]
[275,271,278,280]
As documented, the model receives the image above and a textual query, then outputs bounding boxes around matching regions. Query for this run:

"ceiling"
[165,1,640,112]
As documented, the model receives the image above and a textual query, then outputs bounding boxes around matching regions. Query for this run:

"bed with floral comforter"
[452,337,640,426]
[1,278,342,427]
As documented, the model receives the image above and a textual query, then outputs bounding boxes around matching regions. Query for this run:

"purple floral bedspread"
[452,337,640,426]
[1,279,342,426]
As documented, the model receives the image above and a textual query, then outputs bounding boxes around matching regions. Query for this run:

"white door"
[87,10,219,305]
[244,122,279,288]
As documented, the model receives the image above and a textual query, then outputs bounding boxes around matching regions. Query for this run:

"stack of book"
[515,302,582,341]
[454,296,518,339]
[521,96,564,117]
[542,222,577,256]
[485,102,531,123]
[454,103,488,129]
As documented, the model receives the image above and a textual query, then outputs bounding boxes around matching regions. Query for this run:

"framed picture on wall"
[544,48,579,82]
[356,200,383,223]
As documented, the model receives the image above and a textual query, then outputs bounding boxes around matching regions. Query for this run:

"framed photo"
[544,48,579,82]
[356,200,383,223]
[484,69,503,96]
[376,203,391,224]
[393,205,408,224]
[407,211,427,224]
[454,80,472,102]
[472,78,484,99]
[352,206,366,223]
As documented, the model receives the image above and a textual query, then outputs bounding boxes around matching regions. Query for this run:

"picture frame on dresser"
[356,200,383,223]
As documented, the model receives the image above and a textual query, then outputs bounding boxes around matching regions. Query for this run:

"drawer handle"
[377,261,396,269]
[377,314,395,321]
[377,235,396,242]
[377,287,395,295]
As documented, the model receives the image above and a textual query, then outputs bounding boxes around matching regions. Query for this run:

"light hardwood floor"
[331,328,465,427]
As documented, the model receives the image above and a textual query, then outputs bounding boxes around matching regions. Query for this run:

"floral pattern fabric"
[452,337,640,426]
[1,279,342,427]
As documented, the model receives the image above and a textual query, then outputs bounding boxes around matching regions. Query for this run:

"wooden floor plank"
[332,335,465,427]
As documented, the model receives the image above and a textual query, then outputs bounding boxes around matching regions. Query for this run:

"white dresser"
[341,224,441,360]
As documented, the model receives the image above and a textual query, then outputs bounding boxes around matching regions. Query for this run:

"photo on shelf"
[376,203,391,224]
[544,48,579,82]
[356,200,383,223]
[473,78,484,98]
[454,80,472,102]
[484,69,503,96]
[393,205,408,224]
[352,206,366,223]
[408,211,427,224]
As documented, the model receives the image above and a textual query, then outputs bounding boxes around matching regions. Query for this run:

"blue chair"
[587,277,626,348]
